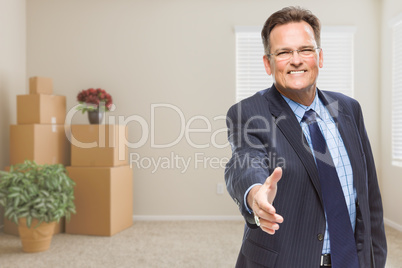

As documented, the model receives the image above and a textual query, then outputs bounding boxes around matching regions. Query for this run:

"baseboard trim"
[133,215,243,221]
[384,217,402,232]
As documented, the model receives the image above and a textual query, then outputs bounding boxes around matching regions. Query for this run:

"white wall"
[381,0,402,231]
[26,0,381,219]
[0,0,26,226]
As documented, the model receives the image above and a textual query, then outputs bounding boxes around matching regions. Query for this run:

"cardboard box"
[70,125,128,167]
[65,165,133,236]
[10,124,70,166]
[3,217,65,236]
[29,77,53,94]
[17,94,66,124]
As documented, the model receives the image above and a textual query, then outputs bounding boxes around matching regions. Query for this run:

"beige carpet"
[0,221,400,268]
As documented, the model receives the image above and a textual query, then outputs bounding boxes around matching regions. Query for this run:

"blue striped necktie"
[302,109,359,268]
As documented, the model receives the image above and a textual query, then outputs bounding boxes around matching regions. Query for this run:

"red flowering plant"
[76,88,113,113]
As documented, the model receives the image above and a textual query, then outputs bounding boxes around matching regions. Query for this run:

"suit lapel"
[319,90,364,194]
[263,86,323,204]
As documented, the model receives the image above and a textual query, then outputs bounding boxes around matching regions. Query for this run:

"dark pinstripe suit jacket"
[225,85,387,267]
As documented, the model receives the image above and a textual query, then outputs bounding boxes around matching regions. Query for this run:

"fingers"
[260,220,280,235]
[256,213,280,234]
[253,206,283,235]
[254,205,284,225]
[254,208,283,235]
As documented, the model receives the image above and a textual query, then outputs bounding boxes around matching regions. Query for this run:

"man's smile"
[288,70,307,74]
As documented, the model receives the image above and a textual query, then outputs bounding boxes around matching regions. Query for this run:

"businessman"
[225,6,387,267]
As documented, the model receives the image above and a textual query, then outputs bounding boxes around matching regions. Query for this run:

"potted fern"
[0,161,76,253]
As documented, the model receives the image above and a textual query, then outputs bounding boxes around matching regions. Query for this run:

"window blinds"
[392,19,402,162]
[235,26,272,103]
[235,26,355,102]
[318,27,355,97]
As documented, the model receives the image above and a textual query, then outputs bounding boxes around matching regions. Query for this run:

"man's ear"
[263,55,272,75]
[319,48,323,68]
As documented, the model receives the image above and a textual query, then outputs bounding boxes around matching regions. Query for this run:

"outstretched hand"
[248,167,284,234]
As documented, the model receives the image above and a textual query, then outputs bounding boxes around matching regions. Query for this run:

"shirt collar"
[281,91,323,124]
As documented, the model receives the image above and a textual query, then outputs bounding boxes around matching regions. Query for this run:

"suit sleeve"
[354,102,387,267]
[224,102,271,227]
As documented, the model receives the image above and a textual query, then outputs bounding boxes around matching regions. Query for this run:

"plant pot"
[18,218,56,253]
[87,109,104,124]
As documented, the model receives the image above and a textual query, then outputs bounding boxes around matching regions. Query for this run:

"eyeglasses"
[268,47,321,61]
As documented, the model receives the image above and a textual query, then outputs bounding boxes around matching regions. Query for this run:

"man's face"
[263,21,323,100]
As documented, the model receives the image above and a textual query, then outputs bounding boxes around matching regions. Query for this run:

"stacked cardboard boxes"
[5,77,70,236]
[66,124,133,236]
